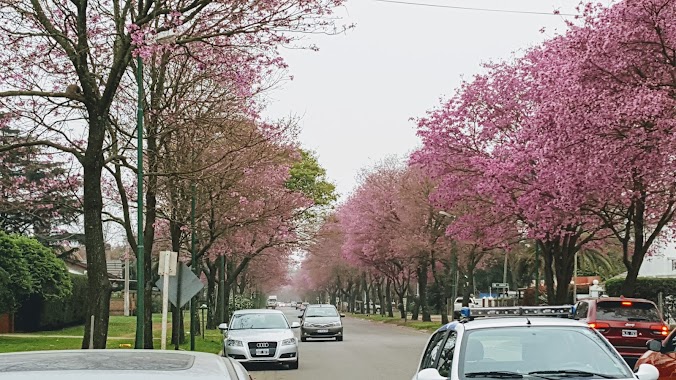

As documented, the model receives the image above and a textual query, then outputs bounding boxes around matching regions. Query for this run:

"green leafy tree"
[0,232,72,314]
[286,150,337,207]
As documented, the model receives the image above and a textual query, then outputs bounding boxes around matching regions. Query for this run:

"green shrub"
[605,277,676,301]
[15,274,88,331]
[229,295,254,311]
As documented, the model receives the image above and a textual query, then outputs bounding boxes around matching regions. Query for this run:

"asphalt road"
[248,308,430,380]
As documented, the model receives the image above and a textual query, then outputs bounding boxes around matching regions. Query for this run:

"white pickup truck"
[266,295,277,309]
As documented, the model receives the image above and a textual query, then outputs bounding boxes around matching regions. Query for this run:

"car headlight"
[282,338,297,346]
[303,322,312,327]
[226,339,243,347]
[330,321,342,327]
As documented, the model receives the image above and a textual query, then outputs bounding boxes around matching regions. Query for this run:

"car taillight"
[621,301,633,306]
[650,324,669,336]
[589,322,610,332]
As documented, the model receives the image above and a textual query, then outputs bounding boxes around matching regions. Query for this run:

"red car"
[636,329,676,379]
[573,297,669,367]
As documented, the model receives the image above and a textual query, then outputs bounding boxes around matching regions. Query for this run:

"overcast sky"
[263,0,609,200]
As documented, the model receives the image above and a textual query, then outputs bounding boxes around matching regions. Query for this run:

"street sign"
[156,262,203,309]
[158,251,178,276]
[492,282,509,288]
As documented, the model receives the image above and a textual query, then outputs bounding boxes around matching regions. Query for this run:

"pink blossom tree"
[0,0,347,347]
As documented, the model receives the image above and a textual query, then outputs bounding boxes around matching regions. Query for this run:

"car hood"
[226,329,293,342]
[304,316,341,324]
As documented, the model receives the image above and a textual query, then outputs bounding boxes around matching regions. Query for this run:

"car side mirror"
[218,323,228,331]
[340,314,345,318]
[298,315,303,319]
[416,368,446,380]
[291,322,301,328]
[647,339,663,353]
[635,364,659,380]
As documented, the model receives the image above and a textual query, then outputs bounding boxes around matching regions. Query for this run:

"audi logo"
[256,343,270,348]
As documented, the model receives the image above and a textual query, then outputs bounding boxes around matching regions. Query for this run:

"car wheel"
[336,336,343,342]
[289,359,299,370]
[301,336,307,342]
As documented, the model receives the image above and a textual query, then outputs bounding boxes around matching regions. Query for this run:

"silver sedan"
[220,309,300,369]
[0,350,251,380]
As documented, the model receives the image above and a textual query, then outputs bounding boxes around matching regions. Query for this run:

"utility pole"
[134,55,145,350]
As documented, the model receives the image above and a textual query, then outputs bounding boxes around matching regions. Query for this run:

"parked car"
[574,297,669,367]
[0,350,251,380]
[635,328,676,379]
[299,304,345,342]
[411,306,660,380]
[220,309,300,369]
[266,295,277,309]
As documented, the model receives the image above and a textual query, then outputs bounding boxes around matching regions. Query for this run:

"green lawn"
[0,314,224,354]
[350,313,441,332]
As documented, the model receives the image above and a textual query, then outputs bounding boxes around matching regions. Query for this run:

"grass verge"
[0,314,224,354]
[350,313,441,332]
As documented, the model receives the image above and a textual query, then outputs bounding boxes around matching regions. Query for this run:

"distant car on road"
[412,306,660,380]
[574,297,668,367]
[633,325,676,378]
[299,304,345,342]
[0,350,250,380]
[266,295,278,309]
[220,309,300,369]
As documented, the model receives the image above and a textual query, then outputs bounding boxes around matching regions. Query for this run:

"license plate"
[317,329,329,333]
[622,329,637,337]
[255,349,269,356]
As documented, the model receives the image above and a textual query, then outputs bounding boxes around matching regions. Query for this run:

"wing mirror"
[646,339,663,353]
[291,322,301,328]
[634,364,659,380]
[218,323,228,331]
[340,314,345,318]
[416,368,447,380]
[298,315,303,319]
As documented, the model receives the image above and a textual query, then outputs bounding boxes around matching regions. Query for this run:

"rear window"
[596,301,661,322]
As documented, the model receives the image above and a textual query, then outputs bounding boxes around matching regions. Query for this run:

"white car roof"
[458,317,587,331]
[0,350,243,379]
[233,308,284,315]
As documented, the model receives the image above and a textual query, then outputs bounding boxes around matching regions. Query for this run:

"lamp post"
[534,242,540,306]
[134,54,145,349]
[190,182,197,351]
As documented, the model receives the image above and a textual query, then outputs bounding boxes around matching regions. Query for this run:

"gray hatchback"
[299,304,345,341]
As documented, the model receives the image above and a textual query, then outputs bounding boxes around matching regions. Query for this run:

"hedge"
[15,274,88,331]
[605,277,676,301]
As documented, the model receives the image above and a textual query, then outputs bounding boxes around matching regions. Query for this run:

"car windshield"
[305,307,339,317]
[459,326,632,379]
[596,301,661,322]
[229,313,289,330]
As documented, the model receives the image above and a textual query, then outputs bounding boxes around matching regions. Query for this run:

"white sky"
[264,0,596,200]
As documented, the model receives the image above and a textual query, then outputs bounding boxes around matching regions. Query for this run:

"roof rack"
[459,305,573,321]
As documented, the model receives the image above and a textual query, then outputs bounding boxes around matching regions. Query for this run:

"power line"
[374,0,577,16]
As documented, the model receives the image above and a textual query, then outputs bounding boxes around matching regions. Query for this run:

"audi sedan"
[299,304,345,341]
[0,350,251,380]
[220,309,300,369]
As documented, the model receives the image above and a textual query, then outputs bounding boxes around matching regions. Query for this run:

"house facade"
[639,240,676,278]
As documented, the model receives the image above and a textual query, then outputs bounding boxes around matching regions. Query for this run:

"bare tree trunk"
[81,116,111,349]
[385,279,394,317]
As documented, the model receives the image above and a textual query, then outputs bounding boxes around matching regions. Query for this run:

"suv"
[574,297,668,367]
